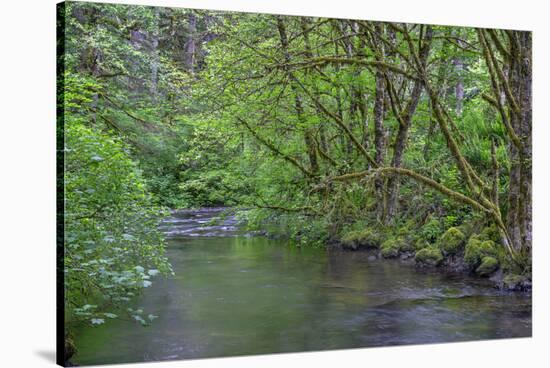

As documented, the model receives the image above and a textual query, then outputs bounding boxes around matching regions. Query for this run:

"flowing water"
[73,208,531,366]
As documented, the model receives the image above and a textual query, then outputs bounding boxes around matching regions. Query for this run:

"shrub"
[65,120,173,329]
[419,216,442,243]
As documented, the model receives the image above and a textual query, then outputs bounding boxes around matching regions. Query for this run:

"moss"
[503,274,529,291]
[464,237,497,269]
[340,228,381,250]
[380,237,403,258]
[381,246,399,258]
[475,256,499,276]
[399,241,415,253]
[414,239,430,251]
[415,246,444,266]
[437,227,465,255]
[479,224,501,242]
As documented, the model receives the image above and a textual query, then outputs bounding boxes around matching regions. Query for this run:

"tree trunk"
[453,30,465,116]
[184,12,197,74]
[383,78,424,222]
[370,24,386,221]
[150,7,160,101]
[373,69,386,220]
[507,31,532,254]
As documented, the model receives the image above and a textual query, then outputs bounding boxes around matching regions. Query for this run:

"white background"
[1,0,549,367]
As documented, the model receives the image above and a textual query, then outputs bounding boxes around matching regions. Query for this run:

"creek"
[73,208,531,365]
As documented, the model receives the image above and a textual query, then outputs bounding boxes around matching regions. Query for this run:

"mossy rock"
[415,246,444,266]
[340,228,381,250]
[437,227,465,255]
[475,256,499,276]
[380,237,403,258]
[399,241,415,253]
[479,224,501,242]
[464,237,498,269]
[381,246,399,258]
[502,274,530,291]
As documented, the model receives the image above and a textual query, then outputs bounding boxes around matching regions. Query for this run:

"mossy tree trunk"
[371,24,387,221]
[476,29,531,258]
[382,25,433,224]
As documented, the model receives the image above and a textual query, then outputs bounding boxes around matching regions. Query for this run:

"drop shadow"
[35,350,56,363]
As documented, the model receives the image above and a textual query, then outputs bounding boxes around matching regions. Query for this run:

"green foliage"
[419,216,443,243]
[239,208,330,248]
[64,118,172,328]
[289,217,331,248]
[443,215,459,228]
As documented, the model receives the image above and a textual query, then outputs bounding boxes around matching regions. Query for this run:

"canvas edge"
[56,1,67,366]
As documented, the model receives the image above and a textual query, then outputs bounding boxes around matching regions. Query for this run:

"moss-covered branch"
[329,167,489,213]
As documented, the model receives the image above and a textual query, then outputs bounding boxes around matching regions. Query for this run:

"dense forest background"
[59,0,531,356]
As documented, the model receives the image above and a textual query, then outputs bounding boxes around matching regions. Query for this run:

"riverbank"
[332,224,531,293]
[242,209,532,293]
[327,242,532,292]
